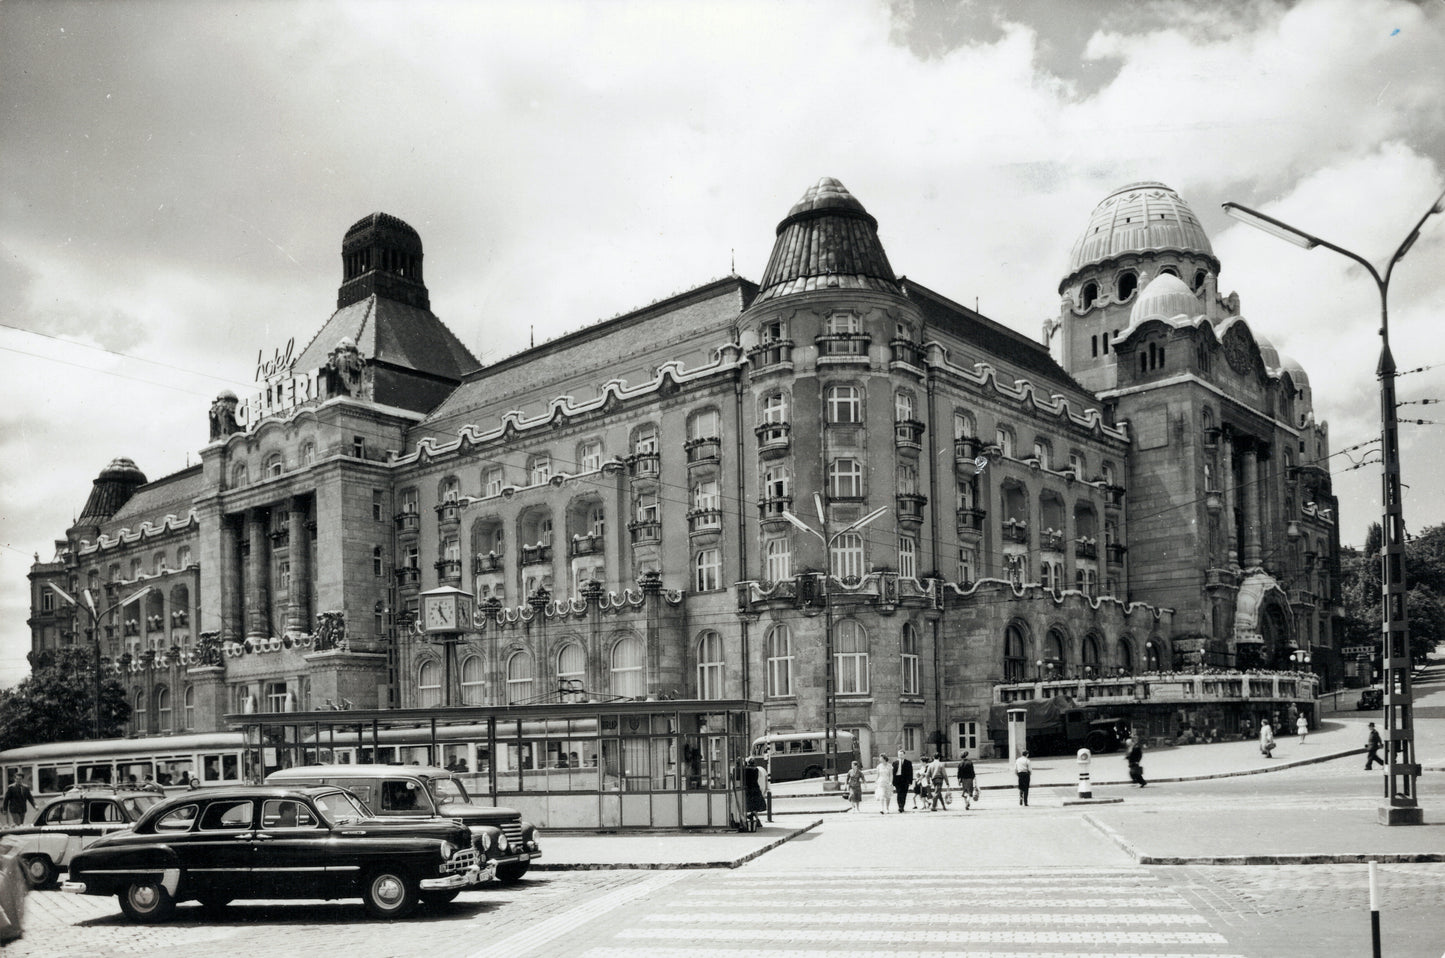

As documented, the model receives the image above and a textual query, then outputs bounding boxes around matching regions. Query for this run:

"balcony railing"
[435,558,463,581]
[889,338,925,368]
[759,496,793,526]
[954,437,980,469]
[627,453,660,479]
[1075,539,1099,560]
[1106,543,1127,565]
[894,419,925,449]
[748,339,794,369]
[895,493,927,524]
[629,519,662,544]
[956,507,986,534]
[1040,530,1064,552]
[684,437,721,465]
[394,566,420,586]
[755,422,791,455]
[1002,521,1029,545]
[520,544,554,565]
[435,501,461,523]
[815,332,871,359]
[569,533,604,557]
[394,511,420,533]
[473,551,504,574]
[687,509,723,534]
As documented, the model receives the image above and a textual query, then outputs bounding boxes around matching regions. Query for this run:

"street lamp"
[48,583,154,737]
[781,494,888,789]
[1223,187,1445,826]
[1289,649,1312,673]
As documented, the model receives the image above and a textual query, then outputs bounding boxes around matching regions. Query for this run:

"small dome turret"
[77,457,148,525]
[337,212,429,310]
[1128,272,1201,327]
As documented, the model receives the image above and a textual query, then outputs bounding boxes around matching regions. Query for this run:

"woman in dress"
[844,760,865,812]
[873,756,894,813]
[1259,720,1276,758]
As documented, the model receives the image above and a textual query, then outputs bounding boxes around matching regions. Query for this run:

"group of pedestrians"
[844,749,981,813]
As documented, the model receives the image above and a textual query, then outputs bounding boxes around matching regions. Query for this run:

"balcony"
[755,422,792,457]
[894,419,925,450]
[394,566,420,586]
[955,507,986,535]
[889,338,925,370]
[1075,539,1098,560]
[473,551,504,574]
[435,558,463,581]
[1289,588,1317,607]
[1002,520,1029,545]
[759,496,793,528]
[520,544,554,566]
[1105,484,1126,509]
[684,437,721,465]
[895,493,927,525]
[569,533,604,557]
[124,621,139,637]
[687,509,723,535]
[815,332,871,361]
[435,501,461,523]
[394,511,420,533]
[748,339,794,370]
[170,610,189,628]
[1106,543,1127,565]
[953,437,980,474]
[1040,530,1064,552]
[146,615,164,633]
[629,519,662,544]
[627,452,660,479]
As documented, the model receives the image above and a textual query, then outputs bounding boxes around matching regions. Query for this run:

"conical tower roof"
[754,178,899,303]
[77,457,148,525]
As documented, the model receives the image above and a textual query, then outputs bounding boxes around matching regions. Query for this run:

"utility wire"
[0,321,253,390]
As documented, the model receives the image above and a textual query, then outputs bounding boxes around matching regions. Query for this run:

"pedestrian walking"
[1296,714,1308,745]
[1126,738,1147,787]
[873,757,894,813]
[1365,722,1383,770]
[1014,750,1032,806]
[926,754,949,811]
[743,757,766,829]
[2,774,36,827]
[845,760,866,813]
[956,752,977,810]
[1259,720,1276,758]
[891,749,913,814]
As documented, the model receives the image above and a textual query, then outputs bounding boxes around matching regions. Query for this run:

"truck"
[987,696,1126,756]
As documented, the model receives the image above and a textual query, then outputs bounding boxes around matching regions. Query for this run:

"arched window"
[506,650,534,704]
[1045,628,1066,668]
[765,625,793,697]
[133,689,146,733]
[1081,281,1098,309]
[264,453,284,478]
[610,637,645,699]
[835,620,869,694]
[300,441,316,465]
[825,384,862,424]
[418,660,442,708]
[154,686,171,732]
[1117,271,1137,301]
[693,548,721,591]
[953,410,975,439]
[696,631,724,699]
[687,407,721,441]
[460,655,485,705]
[557,642,585,700]
[995,425,1015,458]
[901,623,920,695]
[183,684,195,729]
[1004,623,1028,681]
[1117,637,1135,674]
[1082,634,1101,673]
[1193,269,1207,291]
[231,464,248,488]
[1032,439,1050,468]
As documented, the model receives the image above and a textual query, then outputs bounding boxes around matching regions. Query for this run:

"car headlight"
[528,827,542,846]
[440,840,459,859]
[495,832,510,853]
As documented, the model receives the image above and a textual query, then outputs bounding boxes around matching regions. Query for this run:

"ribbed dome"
[1255,332,1280,373]
[77,457,148,525]
[754,178,899,304]
[1064,182,1214,286]
[1129,273,1202,326]
[344,212,421,244]
[1280,354,1309,388]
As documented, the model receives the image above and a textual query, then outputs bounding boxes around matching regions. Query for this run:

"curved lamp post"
[1223,187,1444,826]
[781,495,887,788]
[48,583,154,737]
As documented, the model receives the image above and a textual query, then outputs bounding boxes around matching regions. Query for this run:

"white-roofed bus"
[749,730,855,782]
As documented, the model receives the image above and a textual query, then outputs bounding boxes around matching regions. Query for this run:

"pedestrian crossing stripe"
[616,928,1229,945]
[646,911,1209,926]
[716,868,1146,879]
[696,877,1165,888]
[583,951,1244,958]
[682,893,1191,908]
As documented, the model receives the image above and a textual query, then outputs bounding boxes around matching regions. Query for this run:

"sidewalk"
[532,819,821,870]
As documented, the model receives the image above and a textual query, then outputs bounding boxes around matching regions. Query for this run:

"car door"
[252,799,333,899]
[172,798,256,899]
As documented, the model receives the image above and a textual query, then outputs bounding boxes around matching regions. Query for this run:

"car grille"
[501,822,524,848]
[442,846,480,874]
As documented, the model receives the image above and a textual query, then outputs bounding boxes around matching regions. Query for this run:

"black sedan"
[62,784,492,921]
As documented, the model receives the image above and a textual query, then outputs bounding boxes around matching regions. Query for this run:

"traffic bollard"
[1076,747,1093,799]
[766,790,773,823]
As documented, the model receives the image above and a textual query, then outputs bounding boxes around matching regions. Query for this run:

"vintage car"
[62,784,490,922]
[1358,688,1384,710]
[265,765,541,882]
[0,787,164,888]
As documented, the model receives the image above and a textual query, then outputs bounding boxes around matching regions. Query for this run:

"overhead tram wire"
[0,321,256,391]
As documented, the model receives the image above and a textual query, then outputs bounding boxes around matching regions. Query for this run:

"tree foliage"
[0,647,131,751]
[1339,522,1445,664]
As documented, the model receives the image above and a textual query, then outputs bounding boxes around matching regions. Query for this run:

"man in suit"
[891,748,914,813]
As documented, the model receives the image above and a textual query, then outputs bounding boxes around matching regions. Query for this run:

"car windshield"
[427,776,470,805]
[121,795,162,818]
[313,790,371,826]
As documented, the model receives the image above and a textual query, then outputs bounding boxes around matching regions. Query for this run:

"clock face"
[423,596,452,630]
[456,601,471,629]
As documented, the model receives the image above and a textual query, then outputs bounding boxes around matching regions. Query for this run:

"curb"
[531,818,823,871]
[1081,812,1445,866]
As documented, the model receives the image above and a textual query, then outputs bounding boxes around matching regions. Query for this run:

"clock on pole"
[418,586,475,707]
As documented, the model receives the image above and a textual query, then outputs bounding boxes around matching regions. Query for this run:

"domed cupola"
[754,178,900,304]
[1128,272,1203,328]
[77,457,148,526]
[1060,182,1217,292]
[338,212,429,310]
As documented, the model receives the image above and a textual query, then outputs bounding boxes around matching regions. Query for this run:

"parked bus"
[0,732,250,801]
[750,730,856,782]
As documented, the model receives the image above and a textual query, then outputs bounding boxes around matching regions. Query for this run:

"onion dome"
[754,178,899,304]
[338,212,428,310]
[1128,273,1202,327]
[1061,182,1216,292]
[78,457,148,525]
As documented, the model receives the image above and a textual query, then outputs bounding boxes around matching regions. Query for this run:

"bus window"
[78,763,113,786]
[38,764,76,794]
[221,754,240,781]
[204,755,221,781]
[118,761,155,788]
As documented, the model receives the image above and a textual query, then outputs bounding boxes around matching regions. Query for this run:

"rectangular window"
[826,385,862,424]
[401,488,419,514]
[828,458,863,499]
[483,467,504,497]
[352,435,366,458]
[688,408,720,440]
[898,535,917,579]
[633,425,658,454]
[996,427,1014,458]
[765,538,791,582]
[831,532,864,580]
[578,440,603,472]
[265,681,289,712]
[763,465,790,499]
[692,479,720,513]
[372,489,384,521]
[957,547,975,582]
[40,589,54,613]
[278,560,291,592]
[903,726,920,755]
[901,628,920,696]
[762,393,788,424]
[897,462,917,496]
[404,544,419,569]
[529,455,551,485]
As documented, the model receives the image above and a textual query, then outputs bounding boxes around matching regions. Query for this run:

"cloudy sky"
[2,0,1443,687]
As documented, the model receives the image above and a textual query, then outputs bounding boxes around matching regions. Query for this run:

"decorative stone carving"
[326,337,365,397]
[208,391,240,440]
[313,611,347,651]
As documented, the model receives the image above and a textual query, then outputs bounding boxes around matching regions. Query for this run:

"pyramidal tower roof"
[754,177,899,303]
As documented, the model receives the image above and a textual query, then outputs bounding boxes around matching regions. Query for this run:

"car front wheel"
[20,854,56,889]
[118,879,177,923]
[362,868,419,919]
[495,861,530,884]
